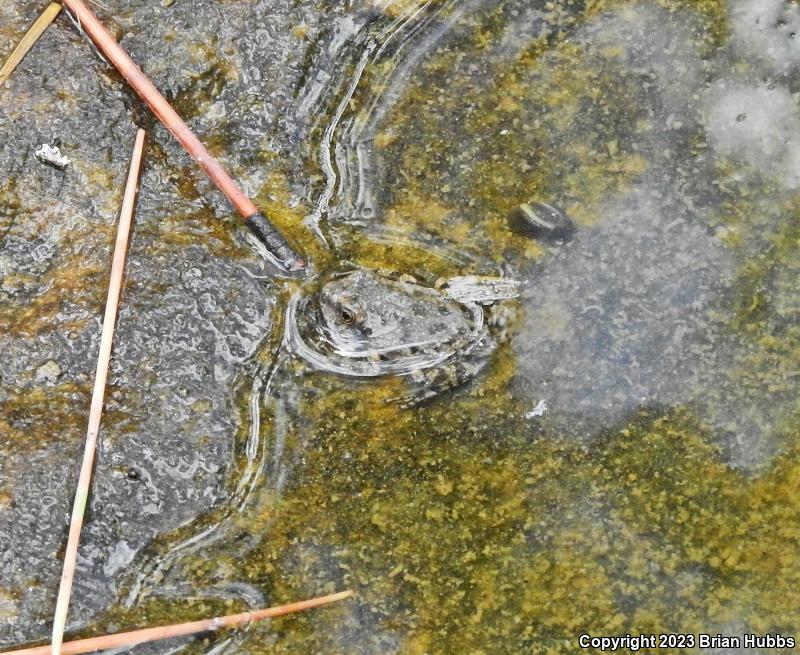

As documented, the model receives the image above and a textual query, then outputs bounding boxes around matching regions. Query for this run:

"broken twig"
[60,0,304,272]
[50,129,147,655]
[0,3,62,87]
[2,590,354,655]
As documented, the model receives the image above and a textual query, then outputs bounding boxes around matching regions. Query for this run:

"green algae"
[113,366,800,653]
[0,158,127,338]
[0,383,89,451]
[0,252,106,337]
[357,3,657,264]
[0,380,142,454]
[168,41,235,120]
[702,167,800,461]
[321,0,729,271]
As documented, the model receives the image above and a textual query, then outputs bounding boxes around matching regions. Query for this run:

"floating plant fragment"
[525,399,548,419]
[440,275,520,304]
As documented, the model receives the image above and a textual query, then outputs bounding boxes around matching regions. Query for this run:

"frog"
[285,268,519,403]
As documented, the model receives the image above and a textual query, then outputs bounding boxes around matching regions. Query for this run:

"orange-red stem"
[2,590,354,655]
[61,0,257,219]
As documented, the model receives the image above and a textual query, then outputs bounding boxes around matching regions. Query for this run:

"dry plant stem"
[50,129,147,655]
[59,0,304,271]
[0,3,62,87]
[61,0,254,216]
[3,590,354,655]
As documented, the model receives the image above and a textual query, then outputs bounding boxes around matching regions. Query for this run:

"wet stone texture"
[0,0,343,643]
[3,0,800,653]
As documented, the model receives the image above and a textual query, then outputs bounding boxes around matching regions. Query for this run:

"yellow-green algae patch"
[366,12,655,263]
[703,166,800,459]
[0,144,153,336]
[346,0,727,268]
[109,360,800,653]
[253,169,333,271]
[0,382,139,454]
[169,40,237,120]
[0,204,115,337]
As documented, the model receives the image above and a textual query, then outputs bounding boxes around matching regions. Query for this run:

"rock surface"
[0,0,342,641]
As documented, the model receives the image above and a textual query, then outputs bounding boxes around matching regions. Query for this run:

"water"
[2,0,800,652]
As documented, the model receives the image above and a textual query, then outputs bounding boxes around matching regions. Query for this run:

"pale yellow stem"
[0,3,62,87]
[50,129,147,655]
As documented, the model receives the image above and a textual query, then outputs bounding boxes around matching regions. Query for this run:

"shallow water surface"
[2,0,800,653]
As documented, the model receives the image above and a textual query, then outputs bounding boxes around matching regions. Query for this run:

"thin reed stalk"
[2,590,354,655]
[0,3,62,87]
[50,129,147,655]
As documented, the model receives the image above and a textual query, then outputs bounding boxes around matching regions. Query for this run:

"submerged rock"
[508,201,575,242]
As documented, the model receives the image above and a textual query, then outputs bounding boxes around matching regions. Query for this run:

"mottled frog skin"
[285,268,518,402]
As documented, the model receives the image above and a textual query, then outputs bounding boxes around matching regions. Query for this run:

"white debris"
[103,540,137,576]
[35,360,61,384]
[525,399,547,419]
[34,143,71,170]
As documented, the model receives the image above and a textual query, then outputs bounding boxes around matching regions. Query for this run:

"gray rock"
[0,0,349,643]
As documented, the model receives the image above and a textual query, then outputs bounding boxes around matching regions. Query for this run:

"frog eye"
[340,307,356,325]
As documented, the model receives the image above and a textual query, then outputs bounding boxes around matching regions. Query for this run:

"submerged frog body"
[285,269,518,402]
